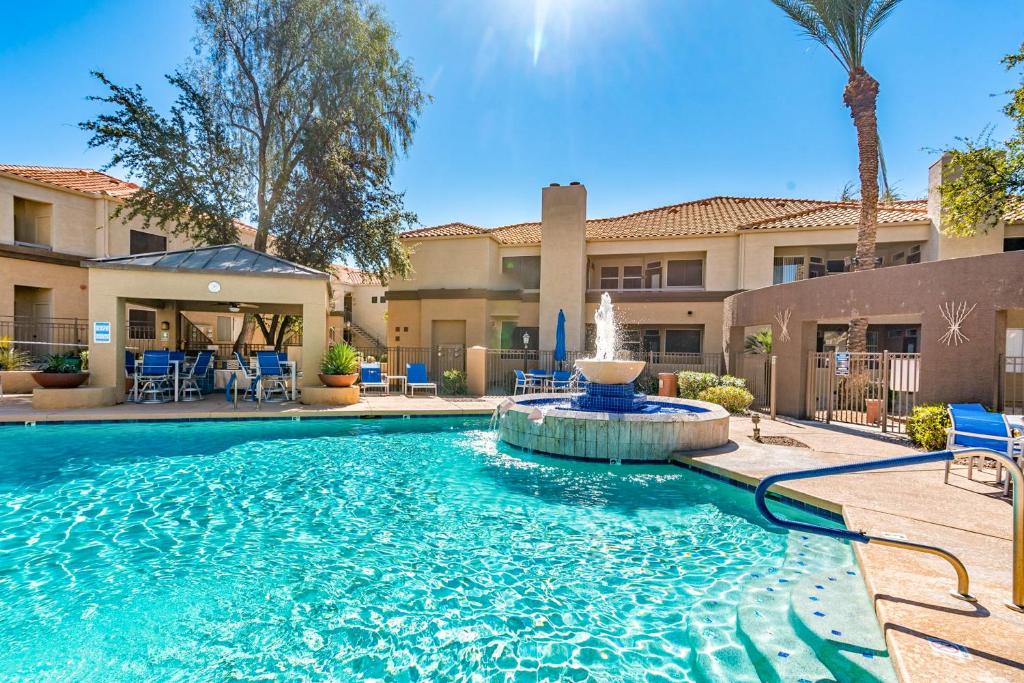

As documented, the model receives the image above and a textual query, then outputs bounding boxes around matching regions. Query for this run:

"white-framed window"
[1008,328,1024,373]
[599,266,619,290]
[622,265,643,289]
[644,260,662,289]
[666,259,703,287]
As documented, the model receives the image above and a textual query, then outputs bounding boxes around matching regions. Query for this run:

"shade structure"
[554,309,567,364]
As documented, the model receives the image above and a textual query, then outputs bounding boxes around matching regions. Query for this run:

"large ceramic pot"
[573,359,646,385]
[318,373,358,388]
[32,372,89,389]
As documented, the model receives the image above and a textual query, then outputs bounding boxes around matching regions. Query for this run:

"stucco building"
[387,158,1024,358]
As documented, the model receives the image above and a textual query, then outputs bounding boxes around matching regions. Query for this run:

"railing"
[351,345,466,394]
[0,316,87,358]
[732,353,774,414]
[806,351,920,434]
[754,447,1024,612]
[1000,355,1024,416]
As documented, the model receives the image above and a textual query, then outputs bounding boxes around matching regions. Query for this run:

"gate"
[806,351,920,434]
[732,353,775,416]
[999,355,1024,416]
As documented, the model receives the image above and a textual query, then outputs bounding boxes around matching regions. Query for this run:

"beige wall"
[391,235,515,291]
[589,300,725,354]
[0,257,88,319]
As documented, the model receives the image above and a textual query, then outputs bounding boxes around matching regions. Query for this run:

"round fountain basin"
[574,359,646,385]
[497,393,730,462]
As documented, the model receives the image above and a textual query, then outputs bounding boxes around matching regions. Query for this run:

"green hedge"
[906,404,950,451]
[697,385,754,413]
[677,371,747,399]
[442,369,468,395]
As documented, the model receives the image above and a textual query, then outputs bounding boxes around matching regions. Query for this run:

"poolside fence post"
[826,353,834,424]
[880,351,890,433]
[769,355,777,420]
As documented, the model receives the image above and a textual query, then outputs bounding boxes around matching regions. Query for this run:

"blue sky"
[0,1,1021,228]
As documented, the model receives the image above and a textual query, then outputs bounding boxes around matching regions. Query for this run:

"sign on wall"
[834,351,850,376]
[93,321,111,344]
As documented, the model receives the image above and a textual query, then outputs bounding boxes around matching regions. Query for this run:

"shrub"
[718,374,747,390]
[697,385,754,413]
[40,352,82,374]
[907,404,951,451]
[0,338,31,371]
[320,343,360,375]
[442,368,468,395]
[677,371,720,399]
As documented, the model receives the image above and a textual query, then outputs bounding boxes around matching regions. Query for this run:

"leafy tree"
[938,43,1024,237]
[81,0,426,348]
[770,0,903,353]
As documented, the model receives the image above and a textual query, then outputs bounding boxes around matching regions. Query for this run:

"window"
[130,230,167,255]
[380,295,387,303]
[642,329,661,353]
[644,261,662,289]
[773,256,804,284]
[13,197,52,247]
[128,309,156,339]
[906,244,922,264]
[371,296,378,303]
[599,266,619,290]
[826,259,846,273]
[1008,328,1024,373]
[502,256,541,289]
[666,259,702,287]
[499,320,517,349]
[622,265,643,289]
[665,328,702,354]
[808,256,826,278]
[1005,237,1024,252]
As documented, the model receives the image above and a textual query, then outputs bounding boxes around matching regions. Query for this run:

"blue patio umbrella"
[554,309,567,367]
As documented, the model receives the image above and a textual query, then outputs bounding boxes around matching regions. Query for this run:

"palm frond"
[770,0,904,71]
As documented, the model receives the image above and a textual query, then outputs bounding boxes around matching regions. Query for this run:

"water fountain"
[496,294,730,462]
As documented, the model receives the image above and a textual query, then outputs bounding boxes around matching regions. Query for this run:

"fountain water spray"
[593,292,618,361]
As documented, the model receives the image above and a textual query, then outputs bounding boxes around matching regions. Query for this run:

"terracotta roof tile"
[0,164,140,198]
[403,196,933,245]
[331,264,378,286]
[1004,197,1024,223]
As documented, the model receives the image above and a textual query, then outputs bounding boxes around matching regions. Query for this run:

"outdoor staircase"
[686,532,896,683]
[349,321,385,349]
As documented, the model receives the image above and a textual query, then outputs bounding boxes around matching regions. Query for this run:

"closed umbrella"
[554,309,567,369]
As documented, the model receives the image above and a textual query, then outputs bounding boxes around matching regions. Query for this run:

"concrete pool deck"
[0,395,1020,681]
[679,416,1024,683]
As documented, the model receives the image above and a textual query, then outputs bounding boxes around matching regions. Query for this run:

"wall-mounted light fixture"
[160,321,170,331]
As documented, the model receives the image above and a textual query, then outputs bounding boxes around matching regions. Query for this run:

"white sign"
[93,321,112,344]
[889,357,919,393]
[834,352,850,376]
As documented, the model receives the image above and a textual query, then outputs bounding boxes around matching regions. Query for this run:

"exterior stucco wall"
[725,251,1024,415]
[599,300,725,353]
[0,257,88,319]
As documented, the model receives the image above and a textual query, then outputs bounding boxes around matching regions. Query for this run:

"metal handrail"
[754,448,1023,612]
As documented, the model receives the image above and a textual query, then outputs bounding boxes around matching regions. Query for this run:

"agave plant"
[320,343,360,375]
[0,337,32,371]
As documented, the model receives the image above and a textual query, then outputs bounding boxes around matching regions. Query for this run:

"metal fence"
[482,349,724,396]
[351,345,466,394]
[0,316,87,358]
[806,351,920,434]
[1000,355,1024,416]
[732,353,774,414]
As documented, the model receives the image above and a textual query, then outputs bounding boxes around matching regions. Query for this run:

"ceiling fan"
[214,302,260,313]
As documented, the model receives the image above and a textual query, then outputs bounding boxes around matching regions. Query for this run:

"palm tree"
[744,329,773,355]
[770,0,902,352]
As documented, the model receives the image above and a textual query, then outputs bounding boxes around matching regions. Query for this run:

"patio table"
[388,374,407,394]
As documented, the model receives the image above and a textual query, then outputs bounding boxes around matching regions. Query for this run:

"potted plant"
[864,381,884,425]
[32,351,90,389]
[318,343,359,387]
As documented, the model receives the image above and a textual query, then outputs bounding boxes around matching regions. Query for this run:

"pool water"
[0,418,886,681]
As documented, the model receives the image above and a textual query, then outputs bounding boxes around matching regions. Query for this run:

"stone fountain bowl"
[574,359,646,385]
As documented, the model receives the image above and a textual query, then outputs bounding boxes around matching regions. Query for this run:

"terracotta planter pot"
[32,372,89,389]
[865,398,882,425]
[318,373,358,388]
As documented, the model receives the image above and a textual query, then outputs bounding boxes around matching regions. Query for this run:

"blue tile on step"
[814,611,825,617]
[777,651,790,658]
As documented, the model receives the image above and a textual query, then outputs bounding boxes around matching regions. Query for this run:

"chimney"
[927,153,953,229]
[539,182,587,352]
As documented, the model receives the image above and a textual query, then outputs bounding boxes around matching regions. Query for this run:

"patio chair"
[180,351,214,402]
[513,369,542,395]
[944,404,1023,495]
[137,350,173,404]
[232,351,261,401]
[124,350,137,401]
[406,363,437,396]
[548,370,573,392]
[256,351,290,402]
[359,363,389,395]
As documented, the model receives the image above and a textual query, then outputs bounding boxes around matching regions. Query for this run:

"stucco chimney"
[539,183,587,352]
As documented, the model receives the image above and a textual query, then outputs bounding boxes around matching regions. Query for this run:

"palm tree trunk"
[843,66,880,354]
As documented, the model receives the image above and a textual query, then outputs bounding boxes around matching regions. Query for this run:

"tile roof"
[85,244,328,279]
[331,264,380,286]
[0,164,140,198]
[1004,197,1024,223]
[402,196,931,245]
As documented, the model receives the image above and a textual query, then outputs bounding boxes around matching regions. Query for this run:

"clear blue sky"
[1,1,1021,228]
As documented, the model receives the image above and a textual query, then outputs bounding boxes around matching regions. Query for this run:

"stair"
[348,321,385,349]
[686,532,895,683]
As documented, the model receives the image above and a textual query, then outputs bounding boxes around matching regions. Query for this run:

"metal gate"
[999,355,1024,416]
[731,353,775,416]
[806,351,920,433]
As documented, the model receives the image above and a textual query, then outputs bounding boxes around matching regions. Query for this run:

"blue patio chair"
[945,404,1023,495]
[233,351,261,401]
[406,363,437,396]
[256,351,289,402]
[137,350,173,404]
[548,370,572,392]
[180,351,214,402]
[360,363,389,395]
[278,352,289,364]
[124,350,137,401]
[513,369,541,395]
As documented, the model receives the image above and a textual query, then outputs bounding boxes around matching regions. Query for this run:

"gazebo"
[84,245,329,404]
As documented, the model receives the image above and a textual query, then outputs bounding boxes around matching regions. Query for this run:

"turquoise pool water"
[0,418,885,681]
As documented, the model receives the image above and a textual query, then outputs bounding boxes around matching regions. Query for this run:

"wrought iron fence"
[1000,355,1024,416]
[732,353,773,413]
[351,345,466,394]
[0,316,87,359]
[806,351,920,434]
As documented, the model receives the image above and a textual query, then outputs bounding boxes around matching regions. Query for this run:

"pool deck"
[1,394,1021,681]
[680,416,1024,683]
[0,393,506,422]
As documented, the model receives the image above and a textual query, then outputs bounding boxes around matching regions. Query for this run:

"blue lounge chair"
[180,351,214,401]
[406,363,437,396]
[513,369,541,395]
[233,351,261,401]
[945,404,1023,495]
[360,363,389,395]
[137,350,172,403]
[256,351,289,402]
[548,370,573,392]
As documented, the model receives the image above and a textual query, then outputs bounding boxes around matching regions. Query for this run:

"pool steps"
[686,532,895,682]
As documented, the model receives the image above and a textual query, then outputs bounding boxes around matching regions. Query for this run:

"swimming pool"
[0,418,893,681]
